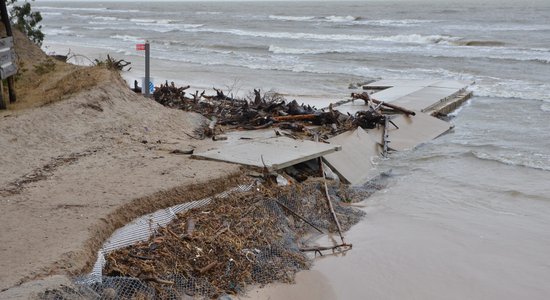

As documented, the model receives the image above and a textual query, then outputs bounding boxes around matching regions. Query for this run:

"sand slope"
[0,69,241,295]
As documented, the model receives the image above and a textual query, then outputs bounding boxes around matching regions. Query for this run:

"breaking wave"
[371,34,461,44]
[36,6,141,13]
[130,18,157,23]
[469,150,550,172]
[267,14,434,27]
[268,45,345,55]
[269,15,316,21]
[188,28,461,44]
[42,27,75,36]
[195,11,222,15]
[93,16,120,21]
[325,15,358,22]
[40,12,62,17]
[471,80,550,102]
[453,40,506,47]
[110,34,144,43]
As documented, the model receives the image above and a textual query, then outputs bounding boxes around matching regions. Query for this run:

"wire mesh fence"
[40,175,390,300]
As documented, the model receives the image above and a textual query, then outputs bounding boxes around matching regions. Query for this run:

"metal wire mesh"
[42,178,383,300]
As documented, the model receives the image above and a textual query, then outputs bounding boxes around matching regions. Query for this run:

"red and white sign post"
[136,42,151,97]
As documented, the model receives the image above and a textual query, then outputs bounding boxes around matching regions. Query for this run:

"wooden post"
[0,0,16,104]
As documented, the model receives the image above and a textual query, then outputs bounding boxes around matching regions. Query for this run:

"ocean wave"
[540,103,550,112]
[35,6,140,13]
[86,21,204,34]
[157,19,175,25]
[370,34,461,44]
[453,40,506,47]
[470,150,550,172]
[186,28,374,41]
[471,80,550,102]
[267,14,433,27]
[187,27,461,44]
[269,15,315,21]
[40,12,62,17]
[110,35,144,43]
[42,28,75,36]
[94,16,120,21]
[268,45,343,55]
[130,18,157,23]
[195,11,222,15]
[444,23,550,32]
[267,40,549,65]
[325,15,358,22]
[360,19,436,26]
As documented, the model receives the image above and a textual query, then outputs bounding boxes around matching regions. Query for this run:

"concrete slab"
[390,87,460,111]
[193,137,341,170]
[387,112,452,151]
[324,128,382,185]
[362,79,472,114]
[370,85,425,102]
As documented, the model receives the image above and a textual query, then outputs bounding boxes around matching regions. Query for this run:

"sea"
[36,1,550,299]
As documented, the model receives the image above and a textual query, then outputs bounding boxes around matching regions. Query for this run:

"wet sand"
[248,98,550,299]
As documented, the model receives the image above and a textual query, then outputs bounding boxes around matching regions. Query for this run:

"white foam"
[130,18,156,23]
[196,11,222,15]
[269,15,315,21]
[444,23,550,32]
[41,12,62,17]
[187,28,462,44]
[364,19,436,26]
[93,16,119,21]
[471,79,550,102]
[472,151,550,172]
[42,28,74,36]
[36,6,140,13]
[269,45,330,55]
[324,15,358,22]
[110,34,143,43]
[370,34,462,44]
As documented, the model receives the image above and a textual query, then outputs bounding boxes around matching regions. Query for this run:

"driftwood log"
[299,243,353,253]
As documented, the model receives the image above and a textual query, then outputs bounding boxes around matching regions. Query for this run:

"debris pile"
[101,179,367,298]
[152,82,402,139]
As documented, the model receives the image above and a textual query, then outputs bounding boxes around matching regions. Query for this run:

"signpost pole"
[144,41,150,97]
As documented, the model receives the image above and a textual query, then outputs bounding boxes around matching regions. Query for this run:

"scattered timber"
[351,92,416,116]
[152,82,393,139]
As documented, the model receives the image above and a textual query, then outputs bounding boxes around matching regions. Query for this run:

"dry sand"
[0,66,241,298]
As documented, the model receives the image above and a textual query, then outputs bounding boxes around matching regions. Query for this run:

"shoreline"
[42,41,367,108]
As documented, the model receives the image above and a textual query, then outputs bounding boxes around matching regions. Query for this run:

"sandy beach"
[0,28,245,297]
[3,0,550,299]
